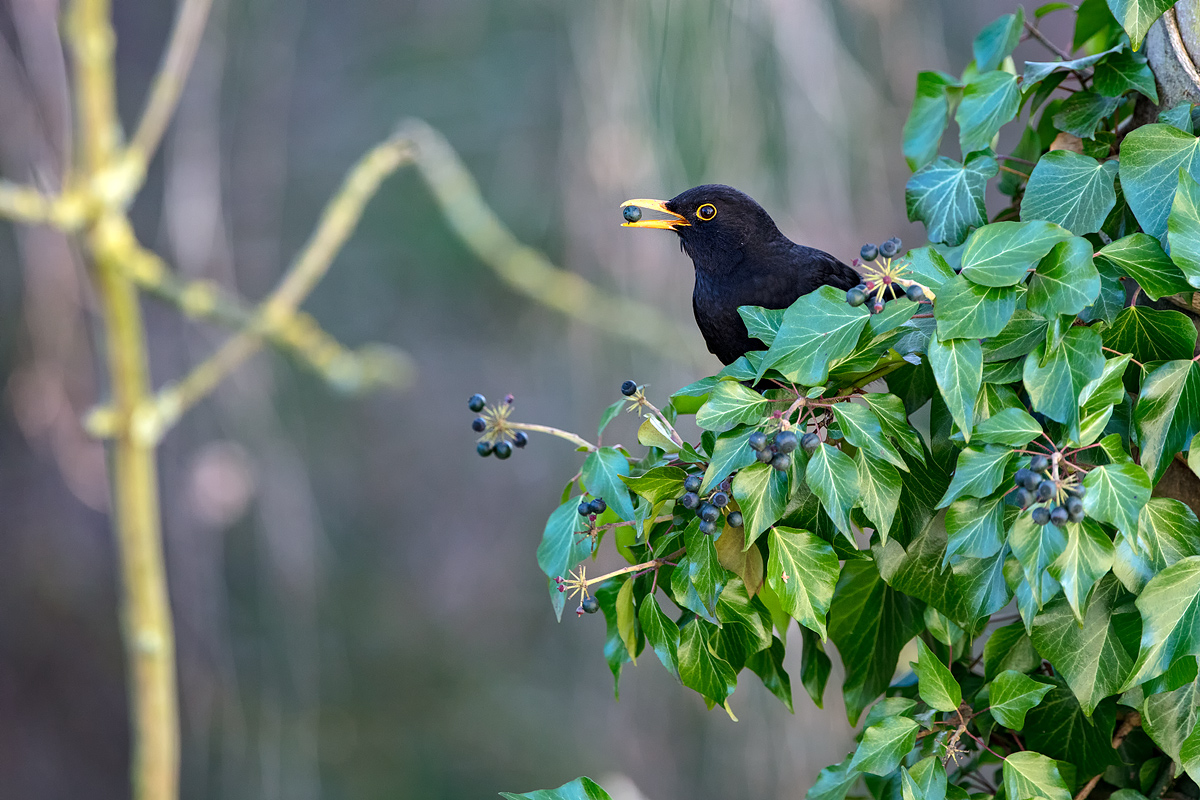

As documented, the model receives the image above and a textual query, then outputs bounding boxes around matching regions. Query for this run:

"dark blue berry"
[748,431,768,451]
[698,519,717,536]
[588,498,607,515]
[471,417,487,432]
[711,491,729,508]
[775,431,799,453]
[684,475,703,493]
[579,501,592,517]
[727,511,743,528]
[771,452,792,471]
[1015,468,1037,491]
[1014,487,1034,508]
[1067,497,1084,522]
[1036,480,1056,502]
[801,433,821,454]
[905,284,925,302]
[468,393,486,412]
[621,380,638,396]
[680,492,700,510]
[1066,483,1087,498]
[880,239,899,258]
[860,243,879,261]
[582,596,600,613]
[699,503,720,523]
[477,441,494,457]
[756,448,775,464]
[493,441,512,459]
[1050,506,1069,526]
[622,205,642,223]
[513,431,528,448]
[1032,506,1051,525]
[1030,454,1050,474]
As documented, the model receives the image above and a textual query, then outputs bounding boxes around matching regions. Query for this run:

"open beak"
[620,198,690,230]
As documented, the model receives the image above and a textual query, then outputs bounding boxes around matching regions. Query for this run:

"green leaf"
[1161,101,1197,133]
[1083,461,1152,541]
[973,407,1045,446]
[1011,511,1069,608]
[946,494,1009,561]
[937,445,1014,508]
[1106,0,1178,49]
[1142,679,1200,762]
[983,309,1049,362]
[1096,233,1193,300]
[678,619,737,705]
[902,246,958,291]
[499,776,613,800]
[832,403,906,470]
[1137,360,1200,483]
[596,398,625,437]
[1026,237,1102,320]
[990,670,1054,728]
[732,461,789,546]
[1139,498,1200,571]
[934,276,1020,340]
[912,638,962,712]
[960,221,1074,287]
[830,559,926,725]
[746,637,793,712]
[638,595,680,679]
[701,427,759,494]
[807,756,859,800]
[1023,683,1123,777]
[595,580,634,696]
[670,376,718,414]
[1022,152,1119,235]
[1030,575,1140,715]
[857,450,902,542]
[985,619,1043,679]
[806,443,860,539]
[615,578,638,662]
[929,336,982,439]
[1048,519,1116,622]
[904,71,958,171]
[582,447,635,521]
[1125,556,1200,687]
[1024,47,1119,85]
[1053,92,1121,139]
[1083,255,1127,325]
[1093,47,1159,101]
[756,285,871,384]
[1024,326,1105,442]
[537,498,593,584]
[800,626,832,709]
[849,716,920,776]
[1105,307,1198,367]
[863,392,927,463]
[975,9,1025,71]
[1076,0,1122,48]
[1003,751,1073,800]
[685,521,726,617]
[768,526,839,639]
[1118,123,1200,241]
[1169,169,1200,286]
[906,152,999,246]
[739,305,785,348]
[902,758,948,800]
[620,465,686,505]
[957,71,1021,155]
[696,381,771,433]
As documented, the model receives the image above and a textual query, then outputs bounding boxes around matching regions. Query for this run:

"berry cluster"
[469,393,528,459]
[679,474,739,536]
[1011,454,1086,525]
[846,237,929,314]
[554,572,599,615]
[749,430,797,471]
[577,496,607,518]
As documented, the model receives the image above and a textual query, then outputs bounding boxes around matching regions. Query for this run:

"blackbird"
[622,184,861,365]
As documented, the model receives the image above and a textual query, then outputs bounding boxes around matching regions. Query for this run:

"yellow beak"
[620,198,690,229]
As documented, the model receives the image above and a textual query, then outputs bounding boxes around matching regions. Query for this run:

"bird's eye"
[696,203,717,221]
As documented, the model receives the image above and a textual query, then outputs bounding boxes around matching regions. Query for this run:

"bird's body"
[622,185,861,364]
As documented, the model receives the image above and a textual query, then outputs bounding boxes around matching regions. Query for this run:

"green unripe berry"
[846,287,867,307]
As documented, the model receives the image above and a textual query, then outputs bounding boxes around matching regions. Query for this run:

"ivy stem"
[1074,712,1141,800]
[1103,346,1144,369]
[506,422,596,452]
[838,351,907,396]
[635,394,686,448]
[997,154,1037,167]
[583,547,686,587]
[1022,20,1075,63]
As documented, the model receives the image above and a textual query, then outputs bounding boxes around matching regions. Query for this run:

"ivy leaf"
[806,443,860,539]
[1138,498,1200,572]
[620,466,686,505]
[1003,751,1072,800]
[1142,679,1200,763]
[1022,152,1119,235]
[913,638,962,712]
[701,427,759,494]
[1118,123,1200,241]
[537,498,593,585]
[1093,47,1159,101]
[1053,92,1121,139]
[1096,233,1193,300]
[990,670,1054,729]
[937,445,1015,508]
[732,460,790,547]
[975,8,1025,71]
[1083,256,1127,325]
[615,578,638,662]
[1048,519,1117,622]
[1125,556,1200,688]
[1023,47,1118,85]
[684,521,727,617]
[973,407,1045,447]
[1024,326,1105,442]
[945,494,1009,561]
[906,152,999,247]
[960,221,1073,287]
[902,758,948,800]
[696,381,771,433]
[1083,461,1152,540]
[638,595,680,679]
[596,398,625,437]
[800,626,833,709]
[1023,684,1122,777]
[983,309,1049,362]
[934,276,1020,340]
[904,72,959,171]
[863,393,928,463]
[833,403,906,471]
[1010,511,1069,608]
[929,336,983,439]
[739,305,785,348]
[903,246,959,291]
[1135,360,1200,484]
[857,450,902,542]
[595,580,635,696]
[756,285,871,384]
[957,71,1021,155]
[1106,0,1179,49]
[581,447,635,521]
[767,526,839,639]
[1169,169,1200,287]
[807,756,859,800]
[746,637,793,712]
[1026,237,1102,319]
[499,776,613,800]
[678,619,738,706]
[1105,307,1198,367]
[830,559,926,725]
[849,716,920,776]
[1030,575,1141,716]
[985,619,1043,679]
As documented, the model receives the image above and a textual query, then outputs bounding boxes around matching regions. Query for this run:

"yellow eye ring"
[697,203,717,221]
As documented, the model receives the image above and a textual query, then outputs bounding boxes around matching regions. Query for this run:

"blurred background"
[0,1,1061,798]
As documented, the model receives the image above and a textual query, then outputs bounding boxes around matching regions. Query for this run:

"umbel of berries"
[469,391,527,459]
[748,427,797,472]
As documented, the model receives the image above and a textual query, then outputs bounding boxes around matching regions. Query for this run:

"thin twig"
[583,548,686,587]
[1074,712,1141,800]
[1023,20,1072,61]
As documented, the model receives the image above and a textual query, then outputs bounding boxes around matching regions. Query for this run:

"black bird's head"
[621,184,785,275]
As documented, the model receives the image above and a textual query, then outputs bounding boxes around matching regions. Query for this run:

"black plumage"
[622,184,861,365]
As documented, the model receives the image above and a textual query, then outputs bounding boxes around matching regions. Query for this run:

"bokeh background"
[0,1,1062,798]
